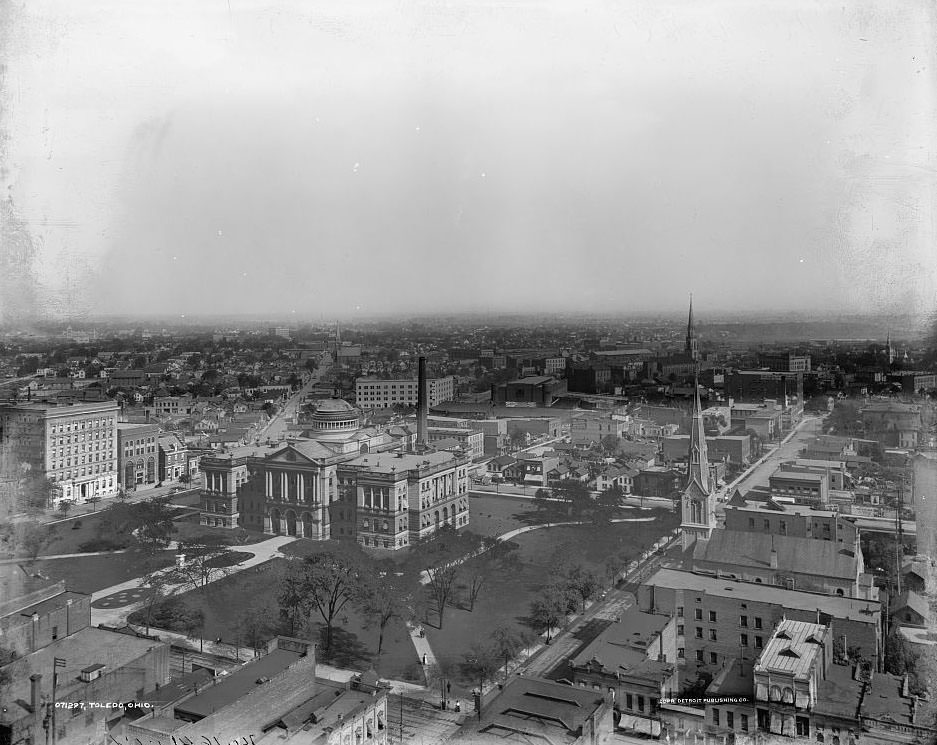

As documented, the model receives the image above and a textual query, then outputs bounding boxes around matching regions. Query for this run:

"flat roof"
[174,649,302,718]
[645,569,880,622]
[344,449,459,474]
[2,627,165,721]
[570,611,671,674]
[770,471,826,482]
[814,664,864,719]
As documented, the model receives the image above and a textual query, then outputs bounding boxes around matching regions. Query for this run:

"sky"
[1,0,935,323]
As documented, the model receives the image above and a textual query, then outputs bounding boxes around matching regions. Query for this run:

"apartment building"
[355,376,454,408]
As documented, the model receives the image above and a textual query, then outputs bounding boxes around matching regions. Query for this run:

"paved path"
[89,535,294,627]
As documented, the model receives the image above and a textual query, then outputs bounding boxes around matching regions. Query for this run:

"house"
[595,465,637,494]
[891,590,929,627]
[486,455,516,481]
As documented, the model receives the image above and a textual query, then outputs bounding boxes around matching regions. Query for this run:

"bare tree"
[425,564,459,629]
[298,546,365,652]
[491,624,524,683]
[171,535,235,590]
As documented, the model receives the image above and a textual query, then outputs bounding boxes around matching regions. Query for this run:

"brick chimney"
[417,357,427,451]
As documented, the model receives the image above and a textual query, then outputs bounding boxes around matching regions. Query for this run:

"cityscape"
[1,1,936,744]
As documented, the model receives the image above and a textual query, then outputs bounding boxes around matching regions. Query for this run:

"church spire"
[685,294,699,362]
[687,370,710,494]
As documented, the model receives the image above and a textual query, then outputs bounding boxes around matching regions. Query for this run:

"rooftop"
[344,449,459,475]
[570,611,672,677]
[644,569,880,622]
[755,620,827,679]
[1,627,165,723]
[693,529,859,581]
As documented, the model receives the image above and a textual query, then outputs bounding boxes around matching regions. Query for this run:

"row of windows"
[49,417,115,434]
[677,607,763,629]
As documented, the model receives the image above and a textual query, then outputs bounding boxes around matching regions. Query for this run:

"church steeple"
[685,294,699,362]
[681,367,715,550]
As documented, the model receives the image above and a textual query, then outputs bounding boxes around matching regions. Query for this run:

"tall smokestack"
[417,357,427,451]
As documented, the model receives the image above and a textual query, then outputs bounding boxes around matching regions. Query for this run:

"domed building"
[310,398,360,440]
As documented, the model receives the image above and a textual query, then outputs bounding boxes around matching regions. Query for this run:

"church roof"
[692,529,859,581]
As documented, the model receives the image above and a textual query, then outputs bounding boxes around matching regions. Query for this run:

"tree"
[58,500,73,518]
[594,485,623,524]
[426,657,458,707]
[20,522,50,562]
[360,561,416,656]
[297,546,365,652]
[240,607,272,655]
[139,564,177,636]
[528,583,575,642]
[552,479,592,520]
[600,434,620,455]
[127,501,177,550]
[566,566,601,612]
[461,643,500,695]
[172,535,236,590]
[462,536,520,612]
[277,562,308,637]
[533,488,551,515]
[425,564,459,629]
[86,495,102,513]
[509,430,527,451]
[491,624,524,683]
[178,606,206,652]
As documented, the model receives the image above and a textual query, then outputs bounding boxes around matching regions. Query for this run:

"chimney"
[417,357,428,451]
[30,673,41,714]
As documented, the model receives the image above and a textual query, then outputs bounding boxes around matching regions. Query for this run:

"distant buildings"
[117,422,159,492]
[355,375,454,409]
[491,376,568,406]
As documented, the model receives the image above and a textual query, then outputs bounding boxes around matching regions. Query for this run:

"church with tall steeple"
[680,370,716,549]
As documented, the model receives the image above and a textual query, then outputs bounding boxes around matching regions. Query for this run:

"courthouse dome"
[311,399,359,437]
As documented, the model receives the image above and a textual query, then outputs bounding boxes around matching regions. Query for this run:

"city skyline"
[1,0,935,323]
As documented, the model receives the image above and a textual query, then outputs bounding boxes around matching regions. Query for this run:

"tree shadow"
[317,625,372,670]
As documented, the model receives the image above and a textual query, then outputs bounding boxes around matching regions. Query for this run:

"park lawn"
[35,550,176,594]
[171,516,269,545]
[468,494,540,537]
[129,558,423,683]
[424,514,677,691]
[38,511,132,556]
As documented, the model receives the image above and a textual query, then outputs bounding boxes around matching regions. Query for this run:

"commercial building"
[157,432,188,482]
[769,468,830,505]
[568,609,678,737]
[0,400,119,506]
[426,426,485,459]
[569,414,627,447]
[491,376,568,406]
[117,422,160,493]
[758,353,812,373]
[456,676,613,745]
[637,568,881,686]
[355,375,454,409]
[887,371,937,395]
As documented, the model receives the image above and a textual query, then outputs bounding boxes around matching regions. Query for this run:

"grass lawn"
[423,512,677,691]
[33,550,176,594]
[468,494,539,537]
[128,558,424,683]
[38,511,133,556]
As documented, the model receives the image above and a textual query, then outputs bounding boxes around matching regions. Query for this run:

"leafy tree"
[528,583,576,642]
[509,430,527,450]
[462,536,520,612]
[566,566,601,612]
[240,607,272,655]
[139,564,177,636]
[594,485,623,524]
[360,561,415,656]
[461,643,500,693]
[57,500,73,518]
[533,488,551,515]
[884,630,919,678]
[425,563,459,629]
[297,546,366,652]
[171,535,235,590]
[277,561,308,636]
[20,522,50,562]
[490,624,524,683]
[600,434,620,454]
[552,479,592,520]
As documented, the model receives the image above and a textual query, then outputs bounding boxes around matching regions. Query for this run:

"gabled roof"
[893,590,929,621]
[693,528,859,581]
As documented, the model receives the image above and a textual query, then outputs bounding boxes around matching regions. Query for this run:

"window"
[712,709,720,726]
[677,606,684,618]
[727,711,734,730]
[677,648,685,659]
[796,717,810,737]
[677,625,685,636]
[710,652,718,664]
[52,626,58,640]
[755,636,764,649]
[709,611,717,622]
[695,609,703,621]
[696,650,704,661]
[740,615,748,627]
[754,617,763,630]
[696,627,703,639]
[748,518,755,528]
[626,694,633,710]
[740,714,749,732]
[637,696,645,713]
[709,629,717,641]
[740,634,749,647]
[757,710,770,731]
[763,519,770,531]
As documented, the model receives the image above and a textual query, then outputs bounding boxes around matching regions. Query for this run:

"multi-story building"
[569,414,626,447]
[568,609,678,736]
[355,376,454,409]
[637,568,881,687]
[491,376,568,406]
[199,452,252,529]
[338,449,470,549]
[0,566,169,745]
[730,401,781,440]
[769,467,830,505]
[117,422,160,492]
[860,401,924,448]
[0,401,119,506]
[887,371,937,395]
[158,432,188,482]
[426,427,484,459]
[724,491,861,549]
[758,353,812,373]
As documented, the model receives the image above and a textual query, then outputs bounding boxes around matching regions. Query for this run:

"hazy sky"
[1,0,935,322]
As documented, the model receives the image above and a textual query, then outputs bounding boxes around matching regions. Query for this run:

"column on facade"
[280,515,288,534]
[263,514,272,533]
[299,472,305,503]
[265,471,273,498]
